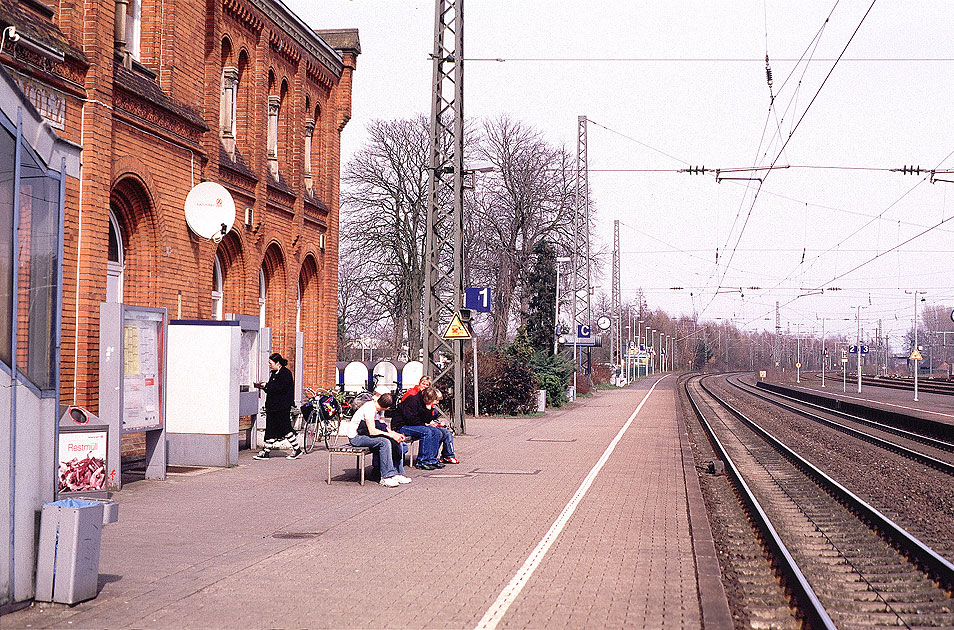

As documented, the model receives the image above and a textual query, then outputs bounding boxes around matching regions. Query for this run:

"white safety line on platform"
[799,385,954,419]
[474,376,669,630]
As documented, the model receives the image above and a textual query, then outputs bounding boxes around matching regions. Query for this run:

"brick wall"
[14,0,357,456]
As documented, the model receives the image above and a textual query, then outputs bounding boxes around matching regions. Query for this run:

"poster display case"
[99,303,168,489]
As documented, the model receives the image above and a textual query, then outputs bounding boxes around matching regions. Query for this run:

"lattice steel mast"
[573,116,592,376]
[424,0,466,433]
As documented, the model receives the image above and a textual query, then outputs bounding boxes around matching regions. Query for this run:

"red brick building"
[0,0,357,411]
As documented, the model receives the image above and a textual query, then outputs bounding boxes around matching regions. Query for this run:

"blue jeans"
[399,425,440,464]
[433,426,454,458]
[349,435,404,478]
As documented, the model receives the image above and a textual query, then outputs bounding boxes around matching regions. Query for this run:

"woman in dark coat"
[253,352,302,459]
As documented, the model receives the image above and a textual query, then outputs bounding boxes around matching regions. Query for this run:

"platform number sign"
[465,287,491,313]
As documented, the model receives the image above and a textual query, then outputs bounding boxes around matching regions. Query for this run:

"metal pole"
[796,323,801,383]
[820,317,826,388]
[856,305,862,393]
[637,320,642,378]
[914,292,919,402]
[473,336,479,416]
[553,264,561,355]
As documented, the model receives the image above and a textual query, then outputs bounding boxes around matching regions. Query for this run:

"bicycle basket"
[319,394,340,418]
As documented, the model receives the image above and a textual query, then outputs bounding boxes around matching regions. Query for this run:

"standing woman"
[253,352,303,460]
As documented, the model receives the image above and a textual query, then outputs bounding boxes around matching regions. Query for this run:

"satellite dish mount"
[184,182,236,243]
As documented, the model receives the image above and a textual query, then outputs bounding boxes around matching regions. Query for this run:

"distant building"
[0,0,357,606]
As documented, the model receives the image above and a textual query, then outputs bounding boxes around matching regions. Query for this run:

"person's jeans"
[368,438,407,477]
[399,425,440,464]
[433,426,454,458]
[349,435,402,478]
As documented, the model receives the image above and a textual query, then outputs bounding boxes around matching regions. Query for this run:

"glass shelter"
[0,66,80,606]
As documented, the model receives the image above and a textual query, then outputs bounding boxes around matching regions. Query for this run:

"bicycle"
[300,387,343,453]
[340,373,391,418]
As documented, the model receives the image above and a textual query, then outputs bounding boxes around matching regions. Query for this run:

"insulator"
[765,65,773,87]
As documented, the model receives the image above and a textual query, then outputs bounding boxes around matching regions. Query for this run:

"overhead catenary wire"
[702,0,878,319]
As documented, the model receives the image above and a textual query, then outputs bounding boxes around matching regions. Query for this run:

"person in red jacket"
[400,375,431,403]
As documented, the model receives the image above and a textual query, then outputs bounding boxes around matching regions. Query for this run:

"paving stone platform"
[5,375,731,630]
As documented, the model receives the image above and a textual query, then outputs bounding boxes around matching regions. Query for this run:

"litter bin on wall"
[35,497,116,604]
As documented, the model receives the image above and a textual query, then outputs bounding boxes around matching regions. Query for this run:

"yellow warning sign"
[442,312,472,340]
[910,349,923,361]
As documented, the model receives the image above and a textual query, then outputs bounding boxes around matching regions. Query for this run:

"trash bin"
[35,498,105,604]
[535,389,546,412]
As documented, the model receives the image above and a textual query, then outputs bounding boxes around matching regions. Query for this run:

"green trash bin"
[35,498,105,604]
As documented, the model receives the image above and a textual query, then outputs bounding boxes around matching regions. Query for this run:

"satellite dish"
[184,182,235,241]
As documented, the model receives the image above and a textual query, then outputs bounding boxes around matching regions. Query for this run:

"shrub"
[529,350,574,408]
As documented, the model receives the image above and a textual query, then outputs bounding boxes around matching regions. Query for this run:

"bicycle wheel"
[323,417,341,449]
[302,409,319,453]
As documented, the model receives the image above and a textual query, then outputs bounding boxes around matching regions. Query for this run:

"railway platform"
[4,375,732,630]
[759,373,954,427]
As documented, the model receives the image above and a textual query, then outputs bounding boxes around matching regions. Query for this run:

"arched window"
[258,268,266,326]
[107,208,125,303]
[278,79,288,168]
[212,253,224,320]
[220,38,237,155]
[125,0,142,60]
[304,101,319,196]
[236,50,250,143]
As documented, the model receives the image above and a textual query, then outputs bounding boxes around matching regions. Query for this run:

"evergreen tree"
[693,339,713,370]
[524,241,557,354]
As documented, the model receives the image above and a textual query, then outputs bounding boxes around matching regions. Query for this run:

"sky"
[290,0,954,346]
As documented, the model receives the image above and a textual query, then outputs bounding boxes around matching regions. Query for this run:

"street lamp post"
[906,290,925,401]
[553,257,571,355]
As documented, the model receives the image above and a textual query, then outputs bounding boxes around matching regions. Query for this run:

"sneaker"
[286,448,303,460]
[432,461,446,468]
[380,477,400,487]
[253,450,269,460]
[441,457,460,464]
[414,463,435,470]
[392,475,412,484]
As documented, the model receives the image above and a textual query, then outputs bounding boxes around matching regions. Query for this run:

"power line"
[705,0,878,318]
[587,119,689,166]
[463,57,954,63]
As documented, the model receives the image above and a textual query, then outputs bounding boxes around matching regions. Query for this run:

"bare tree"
[340,116,431,355]
[470,115,576,348]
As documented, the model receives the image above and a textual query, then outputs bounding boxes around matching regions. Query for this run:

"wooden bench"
[327,444,372,485]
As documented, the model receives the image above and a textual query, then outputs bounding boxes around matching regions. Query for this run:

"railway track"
[685,374,954,629]
[729,376,954,475]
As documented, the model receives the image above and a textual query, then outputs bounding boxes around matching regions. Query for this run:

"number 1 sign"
[465,287,492,313]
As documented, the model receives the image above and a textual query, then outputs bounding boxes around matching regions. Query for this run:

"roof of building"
[315,29,361,55]
[114,62,209,132]
[0,0,87,65]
